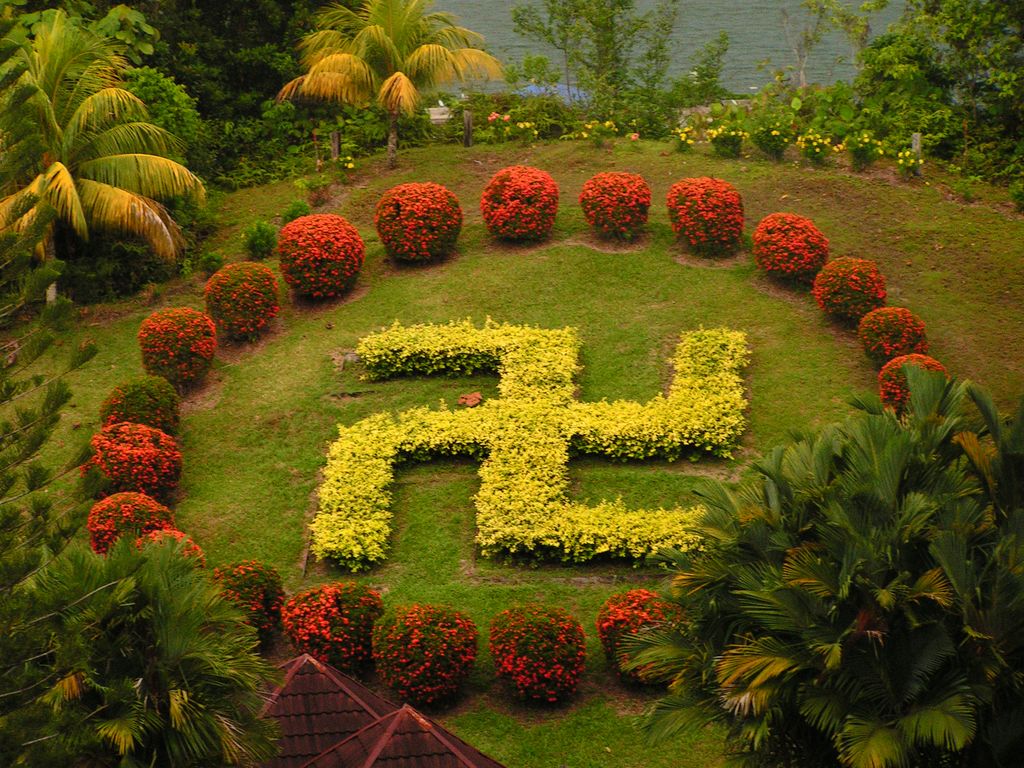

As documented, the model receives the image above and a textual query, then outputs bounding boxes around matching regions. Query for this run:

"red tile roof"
[299,705,508,768]
[261,655,400,768]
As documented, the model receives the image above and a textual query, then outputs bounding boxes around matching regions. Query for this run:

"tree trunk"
[43,233,57,304]
[387,111,399,169]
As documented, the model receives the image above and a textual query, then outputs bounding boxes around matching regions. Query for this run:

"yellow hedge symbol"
[315,320,749,571]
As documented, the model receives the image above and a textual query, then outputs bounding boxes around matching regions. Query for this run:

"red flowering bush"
[878,353,947,411]
[812,257,887,322]
[87,491,175,554]
[281,582,384,673]
[481,165,559,241]
[666,177,744,256]
[138,307,217,389]
[596,589,683,682]
[100,375,180,434]
[277,213,365,298]
[858,307,929,366]
[204,262,280,341]
[136,528,206,567]
[373,604,478,705]
[752,213,830,284]
[579,172,651,241]
[375,182,463,262]
[214,560,285,646]
[489,605,586,703]
[86,422,182,499]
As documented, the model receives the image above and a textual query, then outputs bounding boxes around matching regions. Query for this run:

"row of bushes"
[315,321,746,570]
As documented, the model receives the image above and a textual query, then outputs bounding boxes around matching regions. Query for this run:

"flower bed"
[214,560,285,646]
[578,172,651,241]
[277,214,365,298]
[138,307,217,389]
[100,375,180,434]
[489,605,585,703]
[375,182,462,262]
[204,262,280,341]
[596,589,683,682]
[812,257,887,322]
[136,528,206,566]
[373,604,478,705]
[87,491,175,554]
[878,353,947,411]
[666,177,744,256]
[752,213,829,284]
[480,165,559,241]
[281,582,383,673]
[858,307,929,365]
[87,422,182,499]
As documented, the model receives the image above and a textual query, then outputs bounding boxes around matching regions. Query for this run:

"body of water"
[436,0,906,93]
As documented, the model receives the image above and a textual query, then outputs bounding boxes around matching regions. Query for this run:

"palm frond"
[41,162,87,239]
[294,53,376,103]
[75,154,203,202]
[76,179,182,259]
[837,717,908,768]
[61,87,150,152]
[377,70,419,114]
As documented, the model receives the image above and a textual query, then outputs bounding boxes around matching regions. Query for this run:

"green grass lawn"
[49,139,1024,767]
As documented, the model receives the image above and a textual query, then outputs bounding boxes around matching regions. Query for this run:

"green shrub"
[197,251,225,277]
[213,561,285,647]
[812,257,887,323]
[1008,179,1024,212]
[280,199,311,225]
[204,262,280,341]
[242,220,277,260]
[489,605,585,703]
[100,376,181,434]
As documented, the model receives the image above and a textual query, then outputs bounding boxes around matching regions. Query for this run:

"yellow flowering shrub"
[315,321,750,570]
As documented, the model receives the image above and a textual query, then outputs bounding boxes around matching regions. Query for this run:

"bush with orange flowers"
[812,257,887,322]
[752,213,830,283]
[481,165,559,241]
[87,492,175,554]
[214,560,286,646]
[489,605,585,703]
[204,262,280,341]
[277,213,365,298]
[373,604,478,705]
[86,422,182,499]
[666,177,744,256]
[858,307,929,366]
[137,307,217,389]
[878,353,947,411]
[100,375,180,434]
[596,589,683,682]
[579,172,651,240]
[136,528,206,567]
[281,582,384,673]
[375,182,462,262]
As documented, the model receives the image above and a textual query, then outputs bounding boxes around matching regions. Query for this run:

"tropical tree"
[0,10,204,273]
[627,369,1024,768]
[280,0,502,168]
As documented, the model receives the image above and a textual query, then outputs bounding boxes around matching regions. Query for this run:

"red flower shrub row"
[879,353,947,411]
[100,375,180,435]
[666,177,744,256]
[136,528,206,567]
[489,604,586,703]
[205,262,280,341]
[596,589,682,682]
[579,172,651,241]
[375,182,463,262]
[87,491,175,554]
[481,165,559,242]
[373,604,478,705]
[812,257,887,322]
[753,212,829,283]
[278,213,365,298]
[858,306,929,365]
[138,307,217,389]
[214,560,286,646]
[85,422,182,500]
[281,582,384,673]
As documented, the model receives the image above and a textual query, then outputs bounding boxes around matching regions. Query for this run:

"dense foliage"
[578,172,651,241]
[811,257,887,322]
[878,353,947,412]
[137,307,218,389]
[281,582,384,673]
[100,375,181,435]
[205,262,280,341]
[375,182,463,262]
[214,560,286,647]
[753,212,830,284]
[858,306,929,365]
[490,604,586,703]
[665,177,744,256]
[596,589,682,682]
[86,422,183,500]
[86,492,175,555]
[277,214,365,298]
[481,165,560,242]
[135,527,207,567]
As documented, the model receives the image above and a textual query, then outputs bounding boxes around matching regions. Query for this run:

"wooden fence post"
[463,109,473,148]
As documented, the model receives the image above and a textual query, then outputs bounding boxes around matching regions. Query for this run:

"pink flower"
[629,132,640,141]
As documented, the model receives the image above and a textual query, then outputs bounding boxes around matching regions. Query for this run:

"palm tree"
[280,0,502,168]
[0,11,204,275]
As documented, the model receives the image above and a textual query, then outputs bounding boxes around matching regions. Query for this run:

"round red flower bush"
[812,257,887,322]
[277,213,365,298]
[281,582,384,673]
[666,177,744,256]
[87,491,175,554]
[596,589,683,682]
[138,307,217,389]
[214,560,285,646]
[579,172,652,241]
[481,165,559,241]
[136,528,206,567]
[87,422,182,499]
[373,604,478,705]
[375,182,463,262]
[489,605,586,703]
[100,375,180,434]
[878,353,947,412]
[858,307,929,366]
[752,213,830,283]
[204,262,280,341]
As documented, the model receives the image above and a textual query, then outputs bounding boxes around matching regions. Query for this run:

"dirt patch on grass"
[213,320,281,364]
[673,247,750,269]
[288,282,370,315]
[380,248,461,275]
[565,231,650,254]
[180,373,223,414]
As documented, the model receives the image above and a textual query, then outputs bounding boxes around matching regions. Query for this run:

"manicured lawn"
[50,140,1024,767]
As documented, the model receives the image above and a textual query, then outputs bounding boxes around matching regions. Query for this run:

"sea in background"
[435,0,907,94]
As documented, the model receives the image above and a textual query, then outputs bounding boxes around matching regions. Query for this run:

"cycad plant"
[281,0,502,168]
[0,11,204,267]
[627,369,1024,768]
